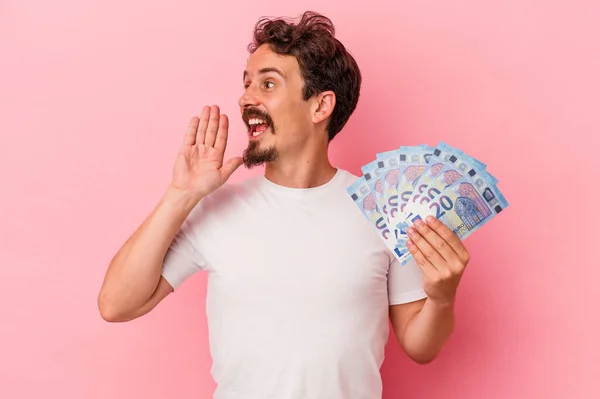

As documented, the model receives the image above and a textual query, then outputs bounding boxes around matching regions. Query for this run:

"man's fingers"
[413,218,459,263]
[204,105,220,147]
[406,240,437,278]
[182,116,199,147]
[425,216,470,264]
[214,114,229,154]
[195,106,211,146]
[407,224,446,272]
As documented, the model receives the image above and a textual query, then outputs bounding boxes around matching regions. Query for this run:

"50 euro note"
[394,172,509,241]
[347,176,411,263]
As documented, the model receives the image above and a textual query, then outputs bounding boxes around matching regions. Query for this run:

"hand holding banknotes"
[405,216,470,305]
[347,141,508,275]
[170,105,243,201]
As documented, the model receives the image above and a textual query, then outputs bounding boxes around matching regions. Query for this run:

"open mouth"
[247,118,270,139]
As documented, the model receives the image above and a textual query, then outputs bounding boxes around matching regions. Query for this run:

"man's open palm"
[171,105,243,199]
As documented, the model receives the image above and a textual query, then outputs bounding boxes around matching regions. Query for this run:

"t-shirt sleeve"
[161,215,207,291]
[387,255,428,305]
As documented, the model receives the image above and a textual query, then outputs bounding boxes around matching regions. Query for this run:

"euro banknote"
[348,141,509,265]
[347,176,411,262]
[397,147,499,225]
[360,160,387,218]
[376,145,434,228]
[395,173,508,243]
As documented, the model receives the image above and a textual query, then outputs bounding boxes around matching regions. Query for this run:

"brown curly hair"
[247,11,362,142]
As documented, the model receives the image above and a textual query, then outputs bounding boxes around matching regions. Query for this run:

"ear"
[311,90,336,124]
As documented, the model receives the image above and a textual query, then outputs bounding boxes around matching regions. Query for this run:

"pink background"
[2,1,598,398]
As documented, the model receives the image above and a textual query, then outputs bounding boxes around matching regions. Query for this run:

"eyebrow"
[243,67,286,81]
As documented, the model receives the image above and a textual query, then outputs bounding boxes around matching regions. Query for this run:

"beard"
[242,140,279,168]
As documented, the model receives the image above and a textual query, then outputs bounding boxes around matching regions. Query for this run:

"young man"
[98,11,470,399]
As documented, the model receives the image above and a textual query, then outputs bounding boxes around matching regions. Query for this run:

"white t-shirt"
[161,168,427,399]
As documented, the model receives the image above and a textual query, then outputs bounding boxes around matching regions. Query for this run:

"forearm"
[401,297,455,364]
[98,187,201,317]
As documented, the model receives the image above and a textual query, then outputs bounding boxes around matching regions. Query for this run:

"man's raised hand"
[170,105,243,200]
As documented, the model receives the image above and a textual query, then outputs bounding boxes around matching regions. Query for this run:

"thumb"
[221,156,244,181]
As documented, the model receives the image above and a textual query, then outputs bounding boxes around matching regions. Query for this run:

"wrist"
[163,186,204,214]
[428,296,456,312]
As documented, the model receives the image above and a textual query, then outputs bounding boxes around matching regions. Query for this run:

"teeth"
[252,131,260,137]
[248,118,265,125]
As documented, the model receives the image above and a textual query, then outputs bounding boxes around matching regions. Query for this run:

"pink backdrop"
[2,1,598,398]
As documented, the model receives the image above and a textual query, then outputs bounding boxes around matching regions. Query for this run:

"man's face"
[239,44,313,168]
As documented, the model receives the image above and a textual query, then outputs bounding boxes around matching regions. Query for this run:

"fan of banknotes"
[347,142,509,265]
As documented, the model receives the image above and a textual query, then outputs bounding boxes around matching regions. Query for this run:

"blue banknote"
[377,145,434,228]
[395,171,509,241]
[436,141,486,171]
[398,146,499,225]
[349,142,508,262]
[361,160,388,217]
[373,147,407,224]
[346,176,410,262]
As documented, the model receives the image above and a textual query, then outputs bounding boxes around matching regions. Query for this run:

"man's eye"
[263,81,274,89]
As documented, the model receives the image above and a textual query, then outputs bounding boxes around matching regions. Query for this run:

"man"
[98,11,470,399]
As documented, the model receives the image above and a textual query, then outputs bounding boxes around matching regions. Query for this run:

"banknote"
[435,141,499,184]
[436,141,486,171]
[373,148,405,224]
[398,147,499,224]
[395,173,509,244]
[361,160,387,216]
[381,145,435,226]
[346,176,410,261]
[349,142,509,265]
[396,153,447,223]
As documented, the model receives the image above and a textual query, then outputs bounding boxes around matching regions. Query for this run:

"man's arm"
[389,215,470,364]
[97,187,201,322]
[97,105,243,322]
[389,298,454,364]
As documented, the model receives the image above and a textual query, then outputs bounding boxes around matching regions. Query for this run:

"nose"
[238,86,260,109]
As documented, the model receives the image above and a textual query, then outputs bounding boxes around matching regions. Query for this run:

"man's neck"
[264,155,337,189]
